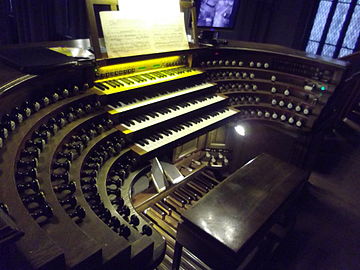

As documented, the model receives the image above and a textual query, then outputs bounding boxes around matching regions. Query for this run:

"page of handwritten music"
[100,11,189,58]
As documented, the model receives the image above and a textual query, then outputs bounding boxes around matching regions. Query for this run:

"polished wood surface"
[174,153,309,269]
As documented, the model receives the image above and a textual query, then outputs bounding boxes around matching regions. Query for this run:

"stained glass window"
[309,1,332,42]
[324,3,349,45]
[306,41,320,55]
[342,5,360,51]
[306,0,360,58]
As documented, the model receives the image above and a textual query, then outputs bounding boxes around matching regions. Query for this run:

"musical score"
[100,11,189,58]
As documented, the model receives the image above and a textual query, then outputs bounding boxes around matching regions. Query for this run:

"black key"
[136,75,147,82]
[94,83,107,90]
[106,81,117,88]
[138,140,146,146]
[133,116,143,123]
[162,130,171,136]
[111,80,122,87]
[115,80,125,86]
[118,78,131,85]
[129,76,141,83]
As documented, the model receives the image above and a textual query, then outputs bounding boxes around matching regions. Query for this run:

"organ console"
[0,40,348,270]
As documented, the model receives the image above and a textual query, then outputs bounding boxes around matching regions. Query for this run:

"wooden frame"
[85,0,119,59]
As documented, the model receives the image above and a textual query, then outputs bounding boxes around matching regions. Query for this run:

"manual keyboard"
[116,94,228,134]
[92,66,203,95]
[130,108,239,155]
[107,83,216,115]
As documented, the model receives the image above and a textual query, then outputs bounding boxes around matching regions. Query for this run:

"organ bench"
[172,153,309,270]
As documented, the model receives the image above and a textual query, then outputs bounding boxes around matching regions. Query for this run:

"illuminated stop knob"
[296,120,303,127]
[265,112,270,118]
[288,117,295,124]
[242,72,247,78]
[256,62,262,68]
[225,60,230,66]
[206,61,211,66]
[287,103,293,109]
[250,73,255,79]
[238,61,243,66]
[212,60,217,66]
[303,108,310,115]
[272,113,278,119]
[295,105,302,112]
[232,60,237,66]
[244,84,250,90]
[255,97,260,103]
[257,111,263,117]
[235,72,241,78]
[279,100,285,107]
[249,61,255,67]
[271,99,277,105]
[264,63,270,68]
[252,84,258,90]
[284,89,290,96]
[280,115,287,121]
[271,75,276,82]
[271,87,277,93]
[219,60,223,65]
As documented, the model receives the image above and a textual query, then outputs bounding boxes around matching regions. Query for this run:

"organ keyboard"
[108,82,216,114]
[130,108,239,155]
[0,41,348,270]
[93,66,203,95]
[92,58,204,95]
[116,94,228,134]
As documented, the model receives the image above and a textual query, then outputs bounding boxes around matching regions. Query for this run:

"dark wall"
[218,0,319,50]
[1,0,319,50]
[0,0,15,45]
[0,0,88,45]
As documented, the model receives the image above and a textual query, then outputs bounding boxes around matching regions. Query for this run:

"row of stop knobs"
[229,94,311,116]
[238,109,304,127]
[14,100,102,225]
[79,136,151,238]
[217,83,291,96]
[201,60,270,69]
[209,71,256,80]
[0,84,88,150]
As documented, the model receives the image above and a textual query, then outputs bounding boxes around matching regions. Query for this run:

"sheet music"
[100,11,189,58]
[119,0,180,15]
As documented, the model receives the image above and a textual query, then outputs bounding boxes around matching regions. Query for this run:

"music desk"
[172,153,309,270]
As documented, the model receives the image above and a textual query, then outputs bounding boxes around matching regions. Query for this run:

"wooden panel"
[175,153,309,269]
